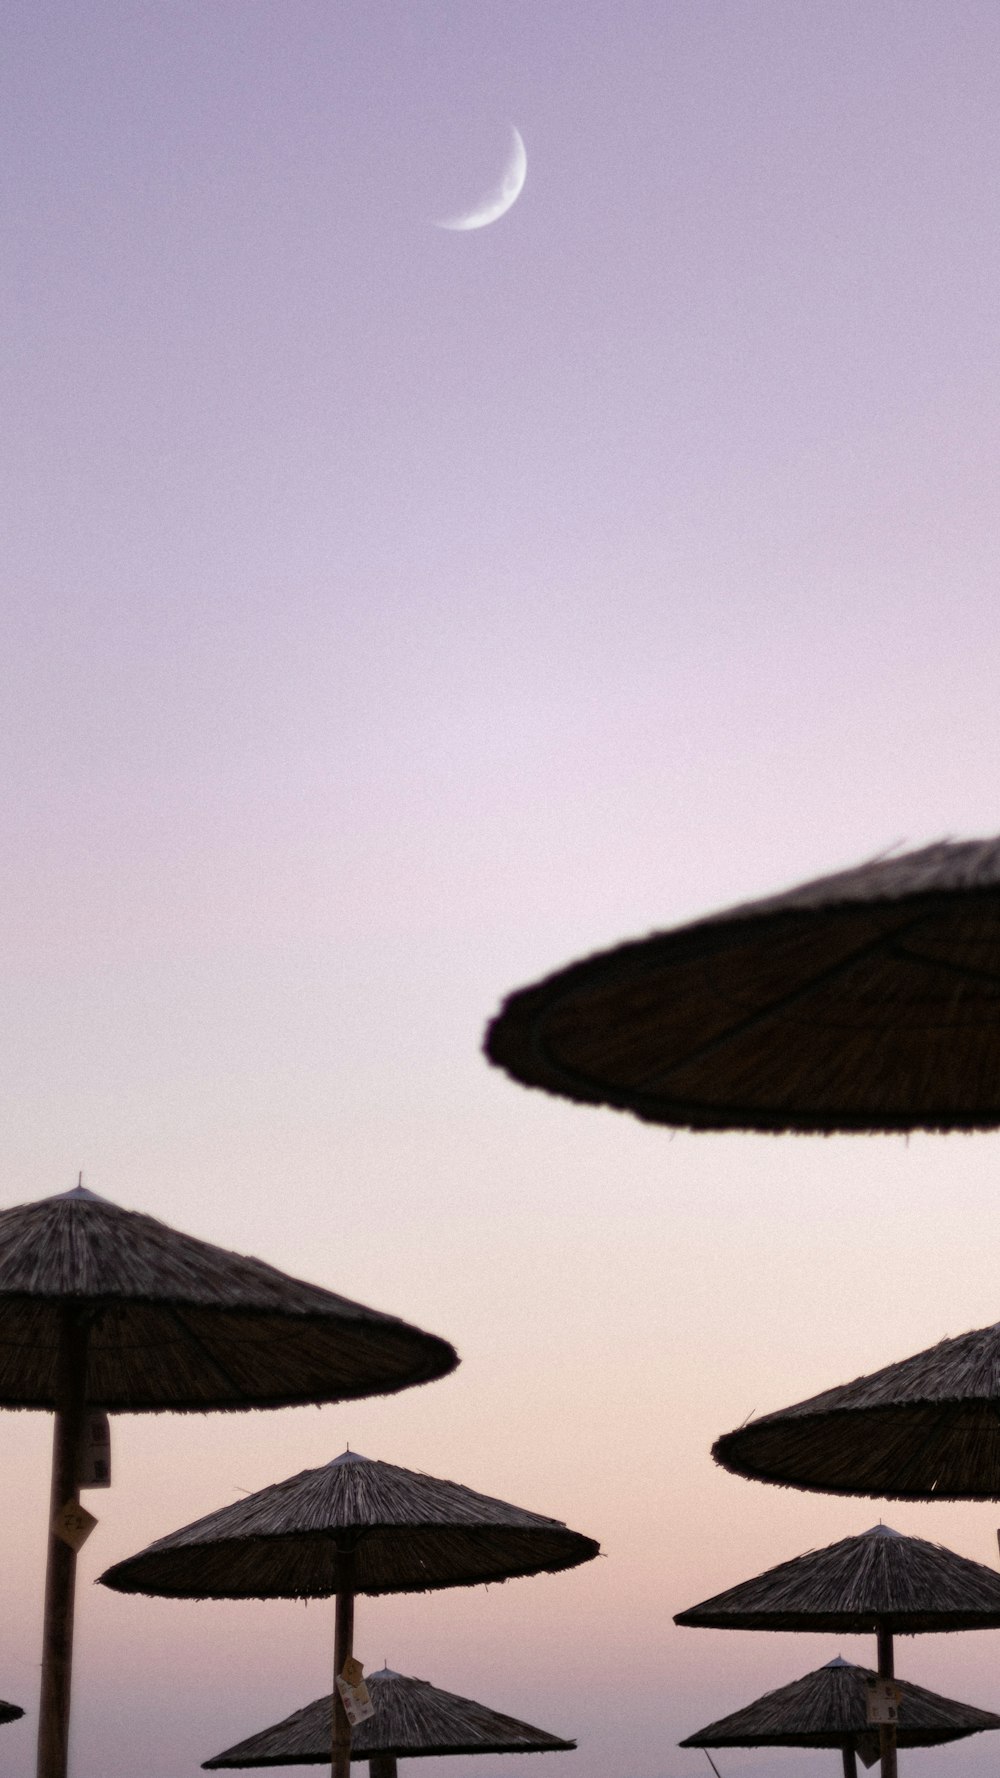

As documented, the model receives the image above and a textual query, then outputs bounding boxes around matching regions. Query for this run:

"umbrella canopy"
[0,1698,24,1725]
[680,1656,1000,1754]
[483,836,1000,1134]
[674,1524,1000,1634]
[203,1665,576,1767]
[100,1449,600,1598]
[712,1321,1000,1500]
[0,1185,457,1409]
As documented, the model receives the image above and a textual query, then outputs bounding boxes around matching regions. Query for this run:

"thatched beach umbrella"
[675,1524,1000,1640]
[713,1321,1000,1501]
[0,1698,25,1726]
[202,1663,576,1773]
[100,1449,598,1778]
[1,1185,457,1778]
[484,836,1000,1134]
[675,1523,1000,1776]
[681,1656,1000,1778]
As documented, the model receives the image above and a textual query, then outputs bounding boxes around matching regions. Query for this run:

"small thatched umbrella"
[0,1185,457,1778]
[713,1321,1000,1501]
[681,1657,1000,1778]
[100,1449,598,1778]
[675,1523,1000,1777]
[675,1524,1000,1639]
[483,836,1000,1134]
[202,1663,576,1774]
[0,1698,25,1726]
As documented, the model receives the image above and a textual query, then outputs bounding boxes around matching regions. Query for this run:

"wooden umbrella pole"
[842,1746,858,1778]
[37,1307,90,1778]
[876,1625,897,1778]
[331,1547,356,1778]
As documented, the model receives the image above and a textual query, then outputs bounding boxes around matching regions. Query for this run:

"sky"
[4,1,1000,1774]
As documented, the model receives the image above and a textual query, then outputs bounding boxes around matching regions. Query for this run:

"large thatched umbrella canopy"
[100,1450,598,1778]
[202,1664,576,1769]
[2,1185,456,1410]
[713,1322,1000,1500]
[484,836,1000,1133]
[99,1449,598,1597]
[0,1698,24,1725]
[6,1185,457,1778]
[674,1524,1000,1635]
[681,1657,1000,1773]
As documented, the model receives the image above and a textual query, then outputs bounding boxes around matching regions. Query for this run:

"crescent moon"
[436,126,527,231]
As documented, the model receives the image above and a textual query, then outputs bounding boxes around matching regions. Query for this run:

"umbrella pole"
[332,1549,356,1778]
[842,1748,858,1778]
[876,1625,897,1778]
[37,1307,90,1778]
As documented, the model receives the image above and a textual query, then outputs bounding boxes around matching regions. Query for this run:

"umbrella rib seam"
[164,1305,250,1402]
[534,914,930,1098]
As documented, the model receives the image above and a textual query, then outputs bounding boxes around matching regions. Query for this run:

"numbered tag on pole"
[52,1500,98,1552]
[78,1411,111,1488]
[865,1678,901,1725]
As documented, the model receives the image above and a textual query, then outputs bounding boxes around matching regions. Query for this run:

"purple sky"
[4,4,1000,1776]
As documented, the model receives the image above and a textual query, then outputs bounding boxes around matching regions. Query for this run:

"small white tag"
[53,1500,98,1552]
[865,1678,901,1725]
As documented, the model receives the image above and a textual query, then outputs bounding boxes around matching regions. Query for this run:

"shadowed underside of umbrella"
[0,1698,24,1725]
[674,1524,1000,1634]
[680,1658,1000,1752]
[99,1450,599,1599]
[713,1320,1000,1500]
[484,837,1000,1133]
[203,1666,576,1767]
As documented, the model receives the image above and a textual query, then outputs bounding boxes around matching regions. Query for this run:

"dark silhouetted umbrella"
[713,1321,1000,1501]
[675,1524,1000,1637]
[484,836,1000,1134]
[202,1662,575,1774]
[681,1656,1000,1778]
[1,1186,457,1778]
[101,1449,598,1778]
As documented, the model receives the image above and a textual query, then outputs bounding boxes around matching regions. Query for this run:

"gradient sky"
[4,3,1000,1775]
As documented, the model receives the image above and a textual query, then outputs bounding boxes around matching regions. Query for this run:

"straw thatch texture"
[483,836,1000,1133]
[100,1450,599,1598]
[712,1318,1000,1500]
[0,1698,24,1725]
[680,1658,1000,1751]
[674,1525,1000,1634]
[203,1666,576,1766]
[0,1188,456,1410]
